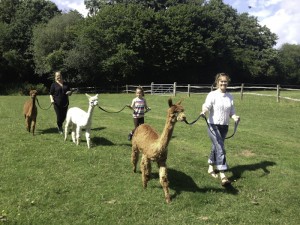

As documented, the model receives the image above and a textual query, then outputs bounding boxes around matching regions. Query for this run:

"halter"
[90,99,98,107]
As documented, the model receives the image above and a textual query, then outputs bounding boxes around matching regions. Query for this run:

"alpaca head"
[168,98,186,122]
[85,93,98,107]
[29,90,38,99]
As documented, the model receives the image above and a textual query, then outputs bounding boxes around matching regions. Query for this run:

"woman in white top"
[201,73,240,186]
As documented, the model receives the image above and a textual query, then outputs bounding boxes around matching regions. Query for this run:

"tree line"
[0,0,300,92]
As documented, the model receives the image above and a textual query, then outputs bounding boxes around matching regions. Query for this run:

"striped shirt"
[131,97,148,118]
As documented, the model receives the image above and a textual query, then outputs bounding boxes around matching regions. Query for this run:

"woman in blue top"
[201,73,240,186]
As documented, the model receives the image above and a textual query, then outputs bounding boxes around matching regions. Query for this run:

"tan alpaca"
[23,90,38,135]
[131,98,186,203]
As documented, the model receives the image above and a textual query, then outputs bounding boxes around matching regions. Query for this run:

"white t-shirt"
[202,90,235,125]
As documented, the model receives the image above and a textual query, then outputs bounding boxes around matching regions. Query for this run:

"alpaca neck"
[86,105,95,123]
[159,114,176,150]
[30,97,36,112]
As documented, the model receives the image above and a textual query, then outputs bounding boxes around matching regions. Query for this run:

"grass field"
[0,92,299,225]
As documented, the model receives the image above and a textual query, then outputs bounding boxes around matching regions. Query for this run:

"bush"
[0,83,49,95]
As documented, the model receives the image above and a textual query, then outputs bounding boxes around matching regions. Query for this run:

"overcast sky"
[50,0,300,48]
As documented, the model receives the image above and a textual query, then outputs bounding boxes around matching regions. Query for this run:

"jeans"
[207,124,229,171]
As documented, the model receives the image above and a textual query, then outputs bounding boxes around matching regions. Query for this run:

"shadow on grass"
[91,127,106,131]
[228,160,276,180]
[168,169,239,198]
[40,126,106,134]
[40,127,58,134]
[63,136,114,147]
[143,168,239,200]
[92,136,114,146]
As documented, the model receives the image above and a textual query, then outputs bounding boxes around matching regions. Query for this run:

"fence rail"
[124,82,300,102]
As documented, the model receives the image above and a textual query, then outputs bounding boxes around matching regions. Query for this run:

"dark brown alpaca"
[131,98,186,203]
[23,90,38,135]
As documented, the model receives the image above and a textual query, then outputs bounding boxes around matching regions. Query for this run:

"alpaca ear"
[176,98,184,105]
[168,98,173,107]
[85,93,91,98]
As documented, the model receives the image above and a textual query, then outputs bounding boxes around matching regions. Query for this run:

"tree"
[32,11,84,82]
[0,0,19,23]
[277,44,300,83]
[194,0,278,83]
[0,0,60,83]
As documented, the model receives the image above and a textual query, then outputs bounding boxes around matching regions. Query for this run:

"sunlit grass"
[0,93,299,224]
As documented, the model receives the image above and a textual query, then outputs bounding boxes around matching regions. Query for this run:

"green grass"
[0,93,299,224]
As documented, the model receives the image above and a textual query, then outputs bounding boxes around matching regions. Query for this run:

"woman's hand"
[66,91,72,96]
[232,115,240,123]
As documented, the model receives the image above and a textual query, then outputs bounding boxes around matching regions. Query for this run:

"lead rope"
[36,98,53,110]
[184,114,239,139]
[97,104,128,113]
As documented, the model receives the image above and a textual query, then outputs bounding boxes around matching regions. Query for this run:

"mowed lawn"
[0,92,299,225]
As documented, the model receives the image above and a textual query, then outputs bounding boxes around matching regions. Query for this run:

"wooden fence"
[124,82,300,102]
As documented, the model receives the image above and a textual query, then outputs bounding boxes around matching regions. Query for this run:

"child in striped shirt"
[127,87,150,141]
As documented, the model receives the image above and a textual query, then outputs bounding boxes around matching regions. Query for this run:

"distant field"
[0,93,299,224]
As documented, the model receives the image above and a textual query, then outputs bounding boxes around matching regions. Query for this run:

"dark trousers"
[54,104,68,128]
[131,117,144,134]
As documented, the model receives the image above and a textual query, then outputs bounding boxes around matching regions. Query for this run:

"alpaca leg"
[31,119,36,136]
[158,161,171,203]
[131,144,140,173]
[28,118,32,133]
[64,120,70,141]
[25,117,30,132]
[85,129,91,149]
[76,126,81,146]
[71,131,76,143]
[140,155,151,188]
[71,124,76,143]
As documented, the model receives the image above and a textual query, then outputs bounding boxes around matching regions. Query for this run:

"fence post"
[277,84,280,102]
[240,83,244,100]
[173,82,177,96]
[151,82,154,95]
[125,84,128,94]
[211,85,214,92]
[188,84,190,97]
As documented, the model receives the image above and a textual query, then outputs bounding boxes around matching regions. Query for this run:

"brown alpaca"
[131,98,186,203]
[23,90,38,135]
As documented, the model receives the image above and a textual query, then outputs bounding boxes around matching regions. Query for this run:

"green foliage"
[18,82,49,95]
[1,0,298,85]
[0,0,59,83]
[0,93,299,224]
[0,0,20,24]
[31,1,281,85]
[277,44,300,83]
[31,11,84,80]
[0,82,48,95]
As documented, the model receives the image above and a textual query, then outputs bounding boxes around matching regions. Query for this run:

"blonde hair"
[54,71,62,82]
[214,72,230,87]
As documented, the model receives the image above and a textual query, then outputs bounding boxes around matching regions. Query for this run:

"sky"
[50,0,300,48]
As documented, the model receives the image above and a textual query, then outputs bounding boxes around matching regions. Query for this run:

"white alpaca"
[64,93,98,149]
